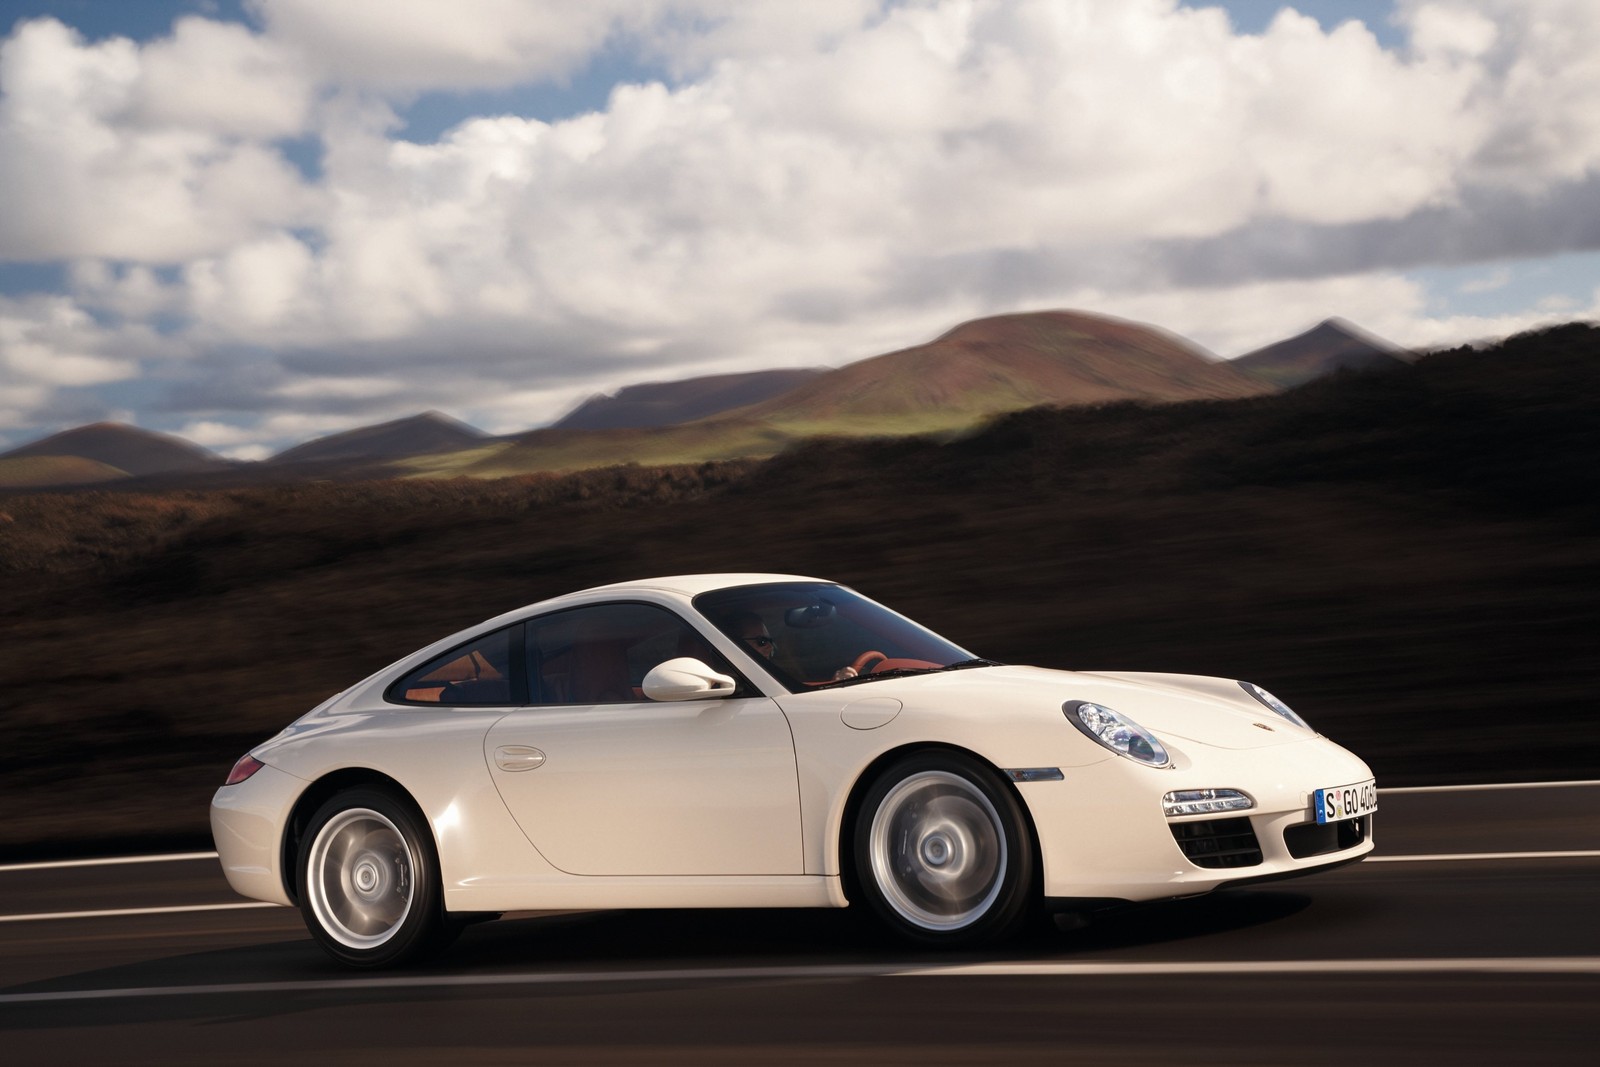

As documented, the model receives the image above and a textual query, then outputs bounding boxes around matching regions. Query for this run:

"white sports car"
[212,573,1376,967]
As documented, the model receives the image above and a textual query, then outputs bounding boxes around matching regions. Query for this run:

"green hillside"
[0,455,128,488]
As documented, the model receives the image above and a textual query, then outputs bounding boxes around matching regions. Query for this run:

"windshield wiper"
[939,658,1004,671]
[821,658,1004,688]
[823,667,937,687]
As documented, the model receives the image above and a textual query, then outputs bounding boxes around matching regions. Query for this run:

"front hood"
[850,664,1311,750]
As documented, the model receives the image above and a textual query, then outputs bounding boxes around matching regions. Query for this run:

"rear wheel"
[297,787,451,968]
[852,752,1035,946]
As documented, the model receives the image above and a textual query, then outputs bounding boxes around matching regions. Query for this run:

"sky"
[1,1,1598,459]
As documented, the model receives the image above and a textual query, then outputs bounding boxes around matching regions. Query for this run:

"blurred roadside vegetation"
[1,323,1596,858]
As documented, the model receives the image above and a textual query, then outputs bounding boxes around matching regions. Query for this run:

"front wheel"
[852,752,1035,946]
[297,787,450,968]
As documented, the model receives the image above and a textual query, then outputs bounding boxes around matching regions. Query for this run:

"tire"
[852,751,1035,946]
[296,787,451,968]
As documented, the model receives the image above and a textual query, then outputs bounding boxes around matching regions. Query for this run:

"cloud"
[133,16,311,136]
[0,17,320,262]
[246,0,639,92]
[1411,0,1600,190]
[1459,267,1511,294]
[3,0,1600,454]
[246,0,891,91]
[178,418,273,459]
[0,294,135,387]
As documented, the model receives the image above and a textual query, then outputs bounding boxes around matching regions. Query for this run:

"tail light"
[224,754,266,786]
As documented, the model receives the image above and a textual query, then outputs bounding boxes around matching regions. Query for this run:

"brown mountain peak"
[727,309,1268,428]
[0,422,224,477]
[1234,318,1410,388]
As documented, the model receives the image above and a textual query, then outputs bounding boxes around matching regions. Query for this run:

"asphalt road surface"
[3,783,1598,1065]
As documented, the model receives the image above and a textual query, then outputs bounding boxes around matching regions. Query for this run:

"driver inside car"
[727,610,860,681]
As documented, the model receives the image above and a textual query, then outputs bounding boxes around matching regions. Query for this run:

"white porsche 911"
[212,573,1376,967]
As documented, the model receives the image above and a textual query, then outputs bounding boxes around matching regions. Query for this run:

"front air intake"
[1170,817,1264,869]
[1284,815,1371,859]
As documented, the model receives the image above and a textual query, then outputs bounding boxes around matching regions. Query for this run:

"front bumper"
[1021,735,1376,903]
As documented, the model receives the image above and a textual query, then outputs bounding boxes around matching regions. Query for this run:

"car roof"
[464,574,834,643]
[561,572,828,600]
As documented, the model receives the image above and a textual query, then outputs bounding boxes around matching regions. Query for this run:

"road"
[3,783,1598,1065]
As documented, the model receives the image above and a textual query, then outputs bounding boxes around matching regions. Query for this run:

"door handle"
[494,746,547,772]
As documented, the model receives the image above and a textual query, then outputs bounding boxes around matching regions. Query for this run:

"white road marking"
[1,779,1595,926]
[1380,780,1600,794]
[0,852,218,873]
[0,966,889,1004]
[905,957,1600,978]
[1,848,1593,925]
[0,902,285,924]
[1369,850,1600,863]
[3,781,1597,874]
[2,957,1597,1005]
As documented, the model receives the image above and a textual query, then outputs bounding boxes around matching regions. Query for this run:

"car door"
[483,601,803,876]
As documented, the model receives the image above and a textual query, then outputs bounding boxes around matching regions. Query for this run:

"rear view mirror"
[784,601,836,629]
[642,658,737,701]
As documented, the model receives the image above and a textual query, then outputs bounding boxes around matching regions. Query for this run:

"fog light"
[1163,788,1254,817]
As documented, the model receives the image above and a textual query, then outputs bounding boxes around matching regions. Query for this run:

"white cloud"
[1459,267,1511,294]
[4,0,1600,453]
[184,232,319,337]
[68,261,184,319]
[1401,0,1600,190]
[247,0,891,92]
[0,295,135,387]
[273,375,403,401]
[133,16,310,136]
[176,418,277,460]
[179,419,258,447]
[247,0,636,92]
[0,17,320,262]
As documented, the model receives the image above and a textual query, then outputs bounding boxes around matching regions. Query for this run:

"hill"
[269,411,487,465]
[0,422,226,487]
[0,454,129,488]
[399,309,1279,478]
[554,369,827,430]
[727,310,1272,433]
[431,419,798,479]
[1233,318,1410,387]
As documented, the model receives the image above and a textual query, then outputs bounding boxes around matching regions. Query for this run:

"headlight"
[1239,681,1311,730]
[1064,701,1171,767]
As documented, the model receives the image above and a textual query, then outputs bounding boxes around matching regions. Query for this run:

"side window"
[391,625,517,705]
[526,603,724,706]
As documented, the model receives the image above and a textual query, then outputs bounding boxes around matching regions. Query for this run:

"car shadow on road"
[0,889,1315,1031]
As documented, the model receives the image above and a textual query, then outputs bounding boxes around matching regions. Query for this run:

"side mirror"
[641,658,738,702]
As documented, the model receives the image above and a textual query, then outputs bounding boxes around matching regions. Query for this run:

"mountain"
[0,422,226,486]
[0,309,1316,489]
[724,310,1273,434]
[554,368,828,430]
[395,310,1281,478]
[269,411,488,466]
[1232,318,1410,388]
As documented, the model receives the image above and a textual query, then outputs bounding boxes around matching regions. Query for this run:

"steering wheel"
[850,650,889,675]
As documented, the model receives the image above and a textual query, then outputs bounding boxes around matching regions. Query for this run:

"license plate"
[1314,779,1377,824]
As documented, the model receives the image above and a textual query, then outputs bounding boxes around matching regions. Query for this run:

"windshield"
[694,582,982,693]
